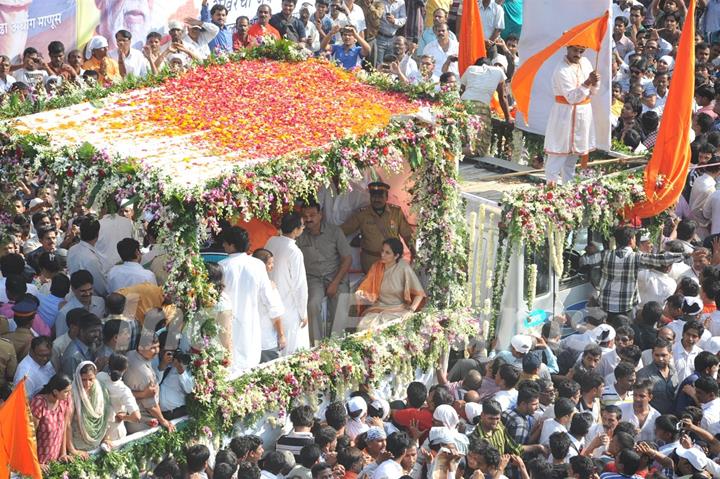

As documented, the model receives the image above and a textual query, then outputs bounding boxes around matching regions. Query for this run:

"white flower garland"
[548,224,565,278]
[526,263,537,309]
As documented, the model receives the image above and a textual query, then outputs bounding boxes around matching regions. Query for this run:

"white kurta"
[220,253,277,375]
[96,214,135,266]
[691,173,717,236]
[265,235,309,356]
[544,56,598,156]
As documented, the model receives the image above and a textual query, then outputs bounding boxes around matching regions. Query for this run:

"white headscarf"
[346,396,369,440]
[659,55,675,72]
[433,404,459,429]
[85,36,109,60]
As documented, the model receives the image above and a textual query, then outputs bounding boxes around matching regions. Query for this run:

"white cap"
[28,198,44,209]
[676,446,708,471]
[428,427,455,446]
[347,396,367,414]
[492,54,508,73]
[369,399,390,420]
[592,324,616,344]
[465,402,483,424]
[682,296,703,315]
[510,334,533,354]
[169,20,184,31]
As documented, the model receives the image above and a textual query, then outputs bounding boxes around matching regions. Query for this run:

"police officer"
[4,295,38,361]
[341,181,415,273]
[0,317,17,390]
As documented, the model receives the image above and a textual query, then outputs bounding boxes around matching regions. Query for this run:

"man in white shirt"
[113,29,151,78]
[373,431,410,479]
[158,350,194,419]
[697,376,720,436]
[689,163,720,238]
[183,18,221,60]
[392,36,418,80]
[67,217,112,297]
[422,22,458,78]
[637,264,676,307]
[491,363,519,410]
[540,397,575,444]
[672,319,704,381]
[478,0,504,41]
[618,380,660,442]
[107,238,157,293]
[96,211,135,267]
[55,270,106,337]
[220,226,279,375]
[265,213,309,356]
[14,336,54,398]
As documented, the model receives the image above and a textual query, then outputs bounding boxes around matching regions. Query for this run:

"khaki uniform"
[0,338,17,388]
[341,204,414,273]
[3,328,33,362]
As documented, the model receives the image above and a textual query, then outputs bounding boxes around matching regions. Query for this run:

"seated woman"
[71,361,113,452]
[355,238,425,330]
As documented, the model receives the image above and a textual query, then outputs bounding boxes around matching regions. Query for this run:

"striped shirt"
[276,431,315,461]
[470,423,523,455]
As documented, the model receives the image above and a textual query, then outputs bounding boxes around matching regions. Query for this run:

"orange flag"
[511,11,609,121]
[629,0,695,218]
[0,378,42,479]
[458,0,486,76]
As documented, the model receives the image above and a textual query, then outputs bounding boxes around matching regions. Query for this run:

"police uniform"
[4,298,37,361]
[0,324,17,388]
[341,182,414,273]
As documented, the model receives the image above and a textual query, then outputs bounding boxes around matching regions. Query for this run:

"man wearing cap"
[82,35,121,86]
[543,45,599,184]
[113,29,151,79]
[164,21,200,66]
[5,295,40,361]
[492,333,558,378]
[580,226,689,318]
[341,182,414,273]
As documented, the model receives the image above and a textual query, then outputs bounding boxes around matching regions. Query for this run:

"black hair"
[116,29,132,40]
[311,463,332,479]
[642,301,664,325]
[432,385,453,407]
[222,226,250,253]
[263,451,288,475]
[116,237,140,262]
[79,216,100,242]
[554,397,576,418]
[48,40,65,55]
[38,373,72,395]
[216,449,239,470]
[578,372,604,393]
[569,412,592,437]
[617,449,641,476]
[695,375,719,396]
[236,462,261,479]
[406,382,427,408]
[108,353,129,382]
[655,414,678,439]
[0,254,24,277]
[211,4,229,14]
[280,212,303,235]
[215,463,238,479]
[5,275,27,299]
[613,430,636,450]
[481,399,502,416]
[30,335,52,353]
[556,378,580,399]
[683,319,705,337]
[697,112,715,134]
[290,405,315,428]
[299,444,322,468]
[314,425,337,449]
[383,238,404,262]
[386,432,410,459]
[678,276,700,297]
[569,455,596,478]
[653,338,672,353]
[614,225,636,247]
[70,269,94,288]
[615,15,629,26]
[325,401,348,429]
[154,457,183,479]
[614,361,636,381]
[146,31,162,41]
[549,431,571,460]
[106,293,127,315]
[517,386,539,406]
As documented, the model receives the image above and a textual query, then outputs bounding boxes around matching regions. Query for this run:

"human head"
[115,29,132,53]
[311,463,333,479]
[385,431,410,460]
[117,237,141,262]
[549,431,571,461]
[186,444,211,474]
[601,405,622,433]
[479,399,502,431]
[223,226,250,254]
[79,216,101,242]
[263,451,288,476]
[29,336,52,366]
[50,273,70,299]
[211,3,229,26]
[70,269,94,306]
[78,312,103,349]
[257,5,272,25]
[695,375,719,404]
[325,401,348,430]
[381,238,404,265]
[565,45,586,64]
[632,379,653,410]
[315,426,338,452]
[280,212,304,238]
[651,338,672,368]
[300,444,323,469]
[681,320,704,349]
[569,455,596,478]
[38,373,72,400]
[614,225,636,248]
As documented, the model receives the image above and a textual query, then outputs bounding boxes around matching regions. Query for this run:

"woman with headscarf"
[71,361,114,452]
[431,404,468,454]
[82,35,121,87]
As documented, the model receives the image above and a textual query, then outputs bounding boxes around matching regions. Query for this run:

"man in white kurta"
[220,226,278,376]
[692,166,720,238]
[265,213,309,356]
[544,46,600,184]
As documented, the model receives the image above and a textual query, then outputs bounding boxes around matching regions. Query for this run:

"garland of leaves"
[0,40,479,478]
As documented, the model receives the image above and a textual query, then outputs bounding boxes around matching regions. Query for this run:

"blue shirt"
[331,44,362,70]
[201,4,233,54]
[38,293,63,329]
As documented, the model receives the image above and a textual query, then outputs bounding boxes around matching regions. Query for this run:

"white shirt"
[705,189,720,235]
[701,397,720,436]
[66,240,112,297]
[55,294,106,337]
[14,355,54,399]
[111,48,151,78]
[0,74,15,92]
[637,269,676,307]
[422,38,459,78]
[96,214,136,267]
[492,389,517,410]
[600,382,633,408]
[0,278,39,303]
[220,252,278,375]
[460,64,506,105]
[97,371,140,441]
[372,460,403,479]
[265,235,310,355]
[595,349,621,380]
[399,54,419,80]
[668,261,695,283]
[478,0,504,40]
[618,403,661,442]
[539,418,567,445]
[708,310,720,336]
[107,261,157,293]
[260,283,285,350]
[672,341,702,382]
[344,2,367,33]
[689,173,717,232]
[182,22,220,60]
[667,319,711,348]
[13,68,47,87]
[159,366,194,412]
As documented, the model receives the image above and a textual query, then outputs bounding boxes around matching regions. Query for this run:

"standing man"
[342,182,415,273]
[479,0,504,42]
[248,5,282,42]
[200,0,233,54]
[636,339,678,415]
[220,226,279,374]
[270,0,307,43]
[107,238,157,293]
[265,213,309,355]
[297,200,352,343]
[543,45,599,184]
[113,30,151,78]
[374,0,406,66]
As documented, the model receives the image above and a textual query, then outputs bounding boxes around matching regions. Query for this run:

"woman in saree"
[355,238,426,330]
[70,361,114,452]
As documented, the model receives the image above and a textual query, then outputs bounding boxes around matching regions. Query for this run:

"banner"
[515,0,612,151]
[1,0,285,63]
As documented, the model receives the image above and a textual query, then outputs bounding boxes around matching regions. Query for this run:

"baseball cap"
[510,334,533,354]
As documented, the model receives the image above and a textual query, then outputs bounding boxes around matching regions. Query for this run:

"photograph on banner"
[2,0,284,62]
[515,0,612,151]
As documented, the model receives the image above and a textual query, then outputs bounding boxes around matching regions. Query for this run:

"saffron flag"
[511,10,609,121]
[458,0,486,76]
[629,0,695,218]
[0,378,42,479]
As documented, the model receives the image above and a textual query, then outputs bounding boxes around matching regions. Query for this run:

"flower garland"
[0,42,480,478]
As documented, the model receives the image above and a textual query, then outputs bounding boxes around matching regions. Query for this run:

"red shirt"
[392,407,433,442]
[247,23,281,45]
